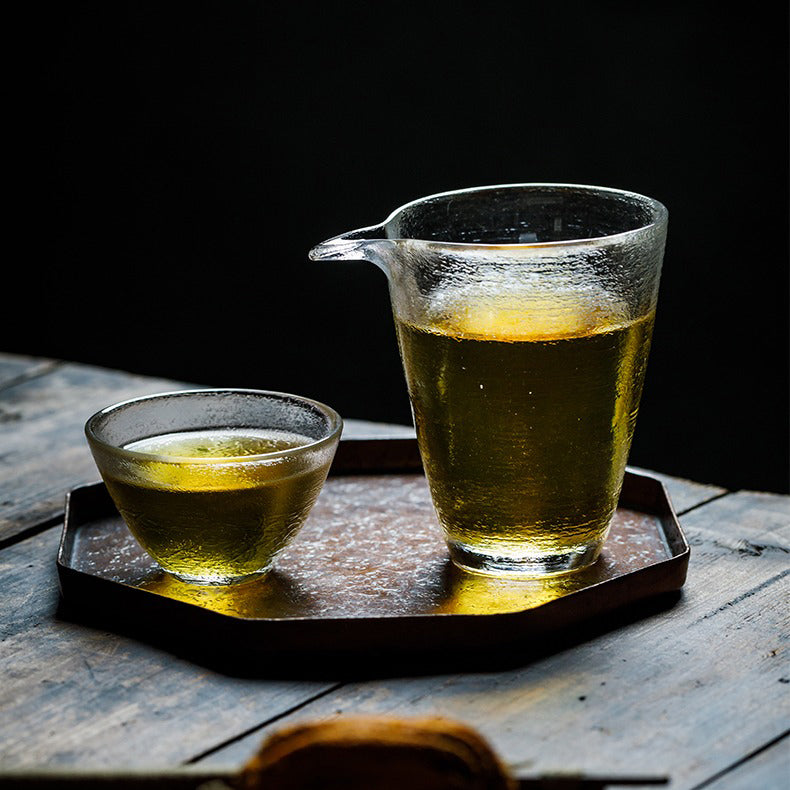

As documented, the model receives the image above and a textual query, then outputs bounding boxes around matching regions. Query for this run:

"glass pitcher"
[311,184,667,577]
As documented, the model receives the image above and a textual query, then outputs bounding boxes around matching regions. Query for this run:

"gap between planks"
[0,357,63,393]
[182,681,346,766]
[687,727,790,790]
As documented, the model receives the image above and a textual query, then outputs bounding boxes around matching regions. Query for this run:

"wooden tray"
[56,437,689,669]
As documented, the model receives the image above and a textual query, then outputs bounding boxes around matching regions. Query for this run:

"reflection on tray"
[138,558,613,619]
[432,558,616,615]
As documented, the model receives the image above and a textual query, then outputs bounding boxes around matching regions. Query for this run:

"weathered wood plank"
[0,354,58,390]
[698,732,790,789]
[197,491,790,790]
[627,465,727,515]
[341,419,415,439]
[0,526,339,769]
[0,361,191,543]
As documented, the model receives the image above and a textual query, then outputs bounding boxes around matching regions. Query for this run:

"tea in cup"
[85,389,342,584]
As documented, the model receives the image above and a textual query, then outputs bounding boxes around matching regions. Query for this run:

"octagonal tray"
[56,437,689,670]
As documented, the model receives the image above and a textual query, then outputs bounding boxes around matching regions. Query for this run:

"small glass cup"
[85,389,342,585]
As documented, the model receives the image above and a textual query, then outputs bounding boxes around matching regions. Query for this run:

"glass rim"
[84,388,344,465]
[383,182,668,250]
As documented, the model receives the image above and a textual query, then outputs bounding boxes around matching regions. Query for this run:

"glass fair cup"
[85,389,342,585]
[311,184,667,577]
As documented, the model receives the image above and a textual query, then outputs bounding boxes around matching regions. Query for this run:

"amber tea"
[103,428,329,584]
[396,291,654,576]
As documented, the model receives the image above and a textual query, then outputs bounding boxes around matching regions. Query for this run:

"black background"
[15,2,789,492]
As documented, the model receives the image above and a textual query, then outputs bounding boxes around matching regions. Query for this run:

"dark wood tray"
[56,437,689,669]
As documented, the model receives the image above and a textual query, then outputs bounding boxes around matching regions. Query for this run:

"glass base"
[164,567,270,586]
[447,538,605,578]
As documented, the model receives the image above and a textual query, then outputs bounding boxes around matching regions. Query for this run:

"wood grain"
[0,361,188,543]
[627,465,726,514]
[0,526,339,769]
[697,732,790,790]
[0,354,58,390]
[196,491,790,790]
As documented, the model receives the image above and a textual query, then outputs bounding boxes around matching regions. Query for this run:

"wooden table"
[1,353,788,789]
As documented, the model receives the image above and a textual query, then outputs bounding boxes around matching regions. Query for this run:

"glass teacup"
[85,389,342,585]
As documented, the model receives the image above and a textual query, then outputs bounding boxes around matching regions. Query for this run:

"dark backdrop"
[16,2,789,492]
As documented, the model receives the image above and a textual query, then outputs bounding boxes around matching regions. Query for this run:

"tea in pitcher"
[396,290,654,575]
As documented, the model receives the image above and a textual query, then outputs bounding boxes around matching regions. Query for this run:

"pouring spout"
[309,224,393,270]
